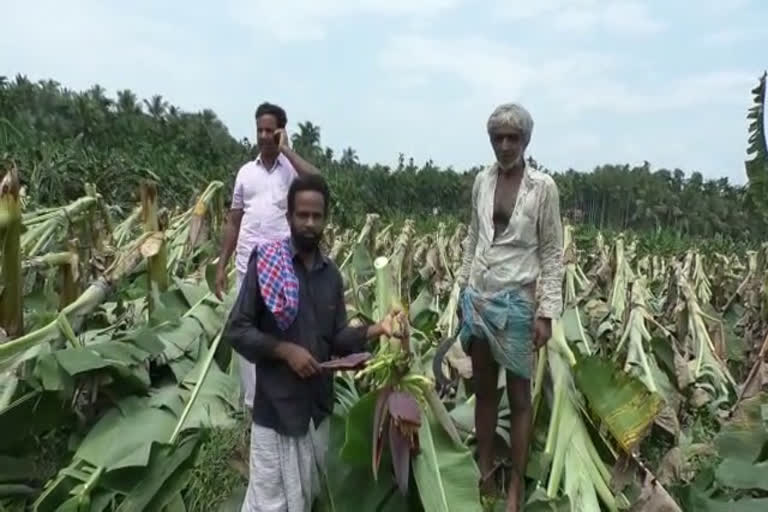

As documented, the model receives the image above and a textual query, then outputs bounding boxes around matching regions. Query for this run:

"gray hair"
[487,103,534,146]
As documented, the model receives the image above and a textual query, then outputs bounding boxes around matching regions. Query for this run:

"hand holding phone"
[274,129,287,148]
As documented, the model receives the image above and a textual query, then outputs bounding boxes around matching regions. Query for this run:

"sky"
[1,0,766,184]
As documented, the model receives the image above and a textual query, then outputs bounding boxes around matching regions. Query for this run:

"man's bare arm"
[215,209,243,298]
[280,145,320,177]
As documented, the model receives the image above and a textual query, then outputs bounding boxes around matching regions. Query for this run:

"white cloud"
[227,0,463,42]
[495,0,663,35]
[378,34,615,101]
[1,1,219,89]
[378,34,754,116]
[561,70,757,114]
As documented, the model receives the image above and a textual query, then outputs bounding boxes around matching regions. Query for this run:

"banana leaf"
[677,485,768,512]
[322,410,408,511]
[412,408,483,512]
[713,393,768,492]
[573,354,663,453]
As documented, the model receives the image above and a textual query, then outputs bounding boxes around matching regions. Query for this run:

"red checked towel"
[256,238,299,331]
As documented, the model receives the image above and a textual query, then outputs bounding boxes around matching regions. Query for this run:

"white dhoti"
[242,420,330,512]
[234,271,256,409]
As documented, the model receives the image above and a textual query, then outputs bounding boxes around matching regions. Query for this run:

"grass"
[183,414,250,512]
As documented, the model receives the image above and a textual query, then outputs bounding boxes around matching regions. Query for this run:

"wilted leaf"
[691,387,712,408]
[444,340,472,379]
[673,345,692,389]
[574,354,663,452]
[657,447,683,486]
[655,405,681,437]
[628,471,681,512]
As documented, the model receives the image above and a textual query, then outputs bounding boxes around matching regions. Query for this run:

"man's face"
[489,126,525,170]
[256,114,279,156]
[288,190,326,252]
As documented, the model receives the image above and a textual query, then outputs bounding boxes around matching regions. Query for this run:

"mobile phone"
[274,132,282,145]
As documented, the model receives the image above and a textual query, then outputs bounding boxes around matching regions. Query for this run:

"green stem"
[169,329,225,444]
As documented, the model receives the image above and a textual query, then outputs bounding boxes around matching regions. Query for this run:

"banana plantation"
[1,71,768,511]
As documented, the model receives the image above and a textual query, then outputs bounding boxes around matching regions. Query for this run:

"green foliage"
[0,75,248,207]
[3,74,768,243]
[745,72,768,223]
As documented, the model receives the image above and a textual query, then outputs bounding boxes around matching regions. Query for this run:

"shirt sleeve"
[457,172,481,287]
[536,177,564,319]
[222,250,281,362]
[231,166,245,210]
[329,276,368,356]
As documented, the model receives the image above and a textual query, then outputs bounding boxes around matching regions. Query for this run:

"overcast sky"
[2,0,766,184]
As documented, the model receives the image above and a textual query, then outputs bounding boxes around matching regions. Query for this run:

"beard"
[291,228,321,252]
[497,152,524,171]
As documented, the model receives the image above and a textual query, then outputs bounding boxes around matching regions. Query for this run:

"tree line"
[0,74,763,246]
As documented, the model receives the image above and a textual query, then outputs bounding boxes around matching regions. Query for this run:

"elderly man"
[215,102,320,409]
[457,103,563,511]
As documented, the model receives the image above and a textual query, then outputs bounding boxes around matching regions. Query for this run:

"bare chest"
[492,174,522,237]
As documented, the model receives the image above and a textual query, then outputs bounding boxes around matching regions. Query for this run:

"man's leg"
[241,424,287,512]
[469,337,501,496]
[309,419,331,509]
[504,372,532,512]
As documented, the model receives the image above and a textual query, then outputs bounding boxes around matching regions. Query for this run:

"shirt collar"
[490,161,532,188]
[255,152,283,173]
[288,237,329,270]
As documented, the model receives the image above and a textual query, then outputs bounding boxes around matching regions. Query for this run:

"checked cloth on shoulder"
[256,238,299,331]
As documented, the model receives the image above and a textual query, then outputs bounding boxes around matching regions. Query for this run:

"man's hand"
[214,265,228,300]
[368,308,406,340]
[379,309,401,337]
[276,343,321,378]
[533,317,552,350]
[276,129,290,151]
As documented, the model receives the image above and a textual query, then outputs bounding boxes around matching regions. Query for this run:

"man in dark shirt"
[224,174,399,512]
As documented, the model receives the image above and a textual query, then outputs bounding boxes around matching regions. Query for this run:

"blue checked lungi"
[458,286,535,379]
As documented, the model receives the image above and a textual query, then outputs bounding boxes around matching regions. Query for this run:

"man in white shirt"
[215,102,320,409]
[457,103,564,511]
